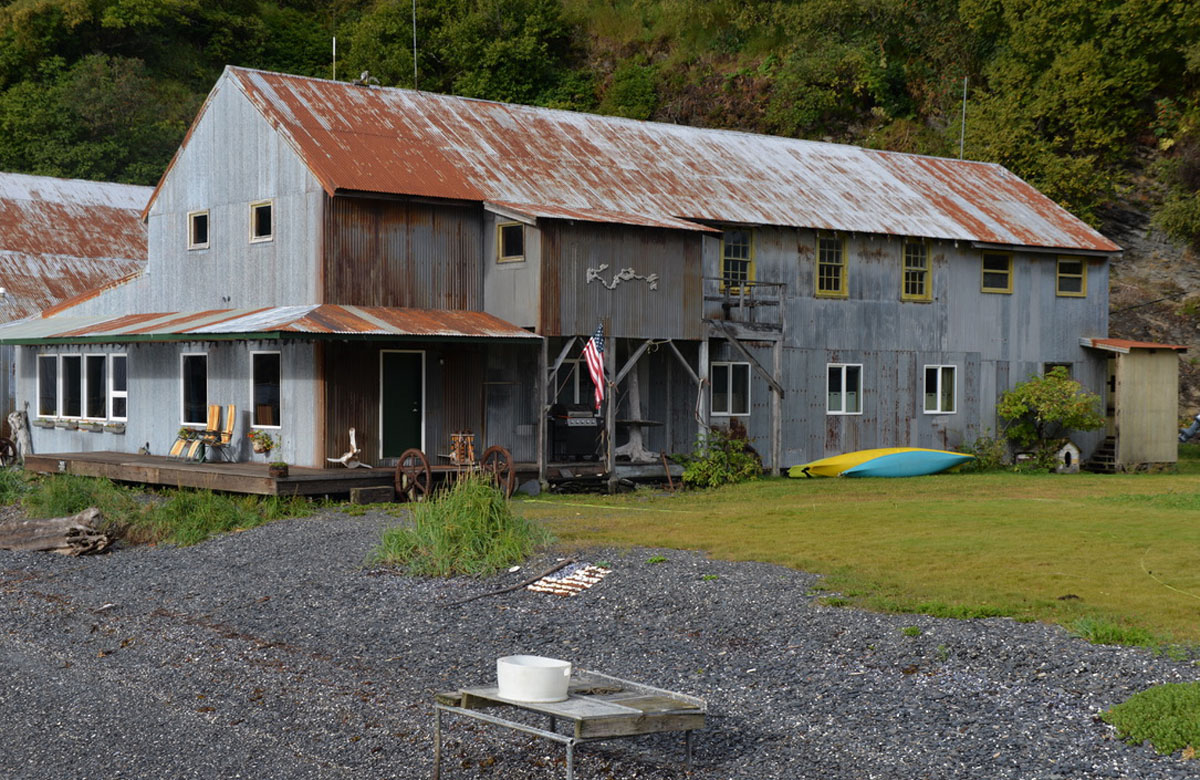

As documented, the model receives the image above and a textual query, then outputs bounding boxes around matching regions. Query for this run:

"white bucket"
[496,655,573,702]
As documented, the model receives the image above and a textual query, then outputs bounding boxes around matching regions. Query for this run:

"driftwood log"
[0,507,113,555]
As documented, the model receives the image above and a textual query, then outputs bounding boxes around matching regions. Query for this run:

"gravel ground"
[1,508,1197,780]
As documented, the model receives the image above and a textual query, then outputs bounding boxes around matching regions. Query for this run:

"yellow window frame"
[496,221,525,263]
[720,228,755,292]
[1056,256,1087,297]
[981,251,1012,294]
[901,240,931,302]
[816,234,847,299]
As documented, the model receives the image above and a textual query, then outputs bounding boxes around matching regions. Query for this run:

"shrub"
[677,427,762,489]
[367,474,550,576]
[959,430,1008,471]
[996,367,1104,461]
[1103,682,1200,755]
[0,468,31,505]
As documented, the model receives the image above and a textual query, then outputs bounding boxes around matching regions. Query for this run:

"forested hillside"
[3,0,1200,378]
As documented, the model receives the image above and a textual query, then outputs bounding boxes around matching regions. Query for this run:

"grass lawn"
[517,464,1200,644]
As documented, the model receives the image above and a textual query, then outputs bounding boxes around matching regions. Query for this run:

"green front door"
[381,350,424,458]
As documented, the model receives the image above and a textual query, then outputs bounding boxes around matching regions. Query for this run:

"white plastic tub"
[496,655,573,702]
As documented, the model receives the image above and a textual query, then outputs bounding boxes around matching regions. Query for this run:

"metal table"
[433,669,705,779]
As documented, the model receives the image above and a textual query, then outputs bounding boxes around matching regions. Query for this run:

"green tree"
[996,367,1105,466]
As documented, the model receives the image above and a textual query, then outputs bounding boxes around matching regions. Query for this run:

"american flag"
[581,323,605,410]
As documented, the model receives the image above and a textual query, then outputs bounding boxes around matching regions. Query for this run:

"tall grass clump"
[138,491,313,547]
[1103,682,1200,755]
[368,474,551,576]
[1070,616,1159,647]
[0,468,31,505]
[22,474,146,534]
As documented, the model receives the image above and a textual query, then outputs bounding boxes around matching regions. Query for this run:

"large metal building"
[1,67,1142,476]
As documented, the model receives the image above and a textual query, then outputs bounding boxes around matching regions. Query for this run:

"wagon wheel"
[394,448,431,502]
[0,437,15,468]
[480,445,515,498]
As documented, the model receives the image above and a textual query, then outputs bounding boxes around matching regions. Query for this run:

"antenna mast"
[959,76,968,159]
[412,0,418,89]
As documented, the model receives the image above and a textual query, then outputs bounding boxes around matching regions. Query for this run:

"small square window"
[250,201,274,242]
[188,210,209,250]
[1056,257,1086,297]
[827,363,862,414]
[923,365,957,414]
[981,252,1012,293]
[498,222,524,262]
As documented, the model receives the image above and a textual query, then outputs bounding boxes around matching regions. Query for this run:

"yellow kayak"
[788,447,973,478]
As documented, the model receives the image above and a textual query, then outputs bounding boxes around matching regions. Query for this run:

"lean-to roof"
[165,67,1120,253]
[0,172,150,320]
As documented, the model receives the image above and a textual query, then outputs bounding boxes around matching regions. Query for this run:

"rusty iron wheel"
[0,437,14,468]
[480,445,515,498]
[394,448,431,502]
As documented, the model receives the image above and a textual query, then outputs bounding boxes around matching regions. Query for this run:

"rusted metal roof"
[1080,337,1188,353]
[198,67,1118,253]
[0,172,150,322]
[0,304,540,344]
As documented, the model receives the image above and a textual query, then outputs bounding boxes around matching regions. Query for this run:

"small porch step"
[1083,437,1118,474]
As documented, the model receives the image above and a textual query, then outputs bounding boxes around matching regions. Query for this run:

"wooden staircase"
[1083,436,1118,473]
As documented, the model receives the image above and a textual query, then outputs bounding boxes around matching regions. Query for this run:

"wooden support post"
[771,336,782,475]
[697,337,710,437]
[538,337,548,488]
[606,331,618,493]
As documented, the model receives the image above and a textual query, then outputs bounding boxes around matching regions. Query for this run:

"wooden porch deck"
[23,452,397,497]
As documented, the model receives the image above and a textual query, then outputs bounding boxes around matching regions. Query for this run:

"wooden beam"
[537,337,548,487]
[613,339,652,386]
[666,340,701,385]
[710,320,785,398]
[548,337,577,376]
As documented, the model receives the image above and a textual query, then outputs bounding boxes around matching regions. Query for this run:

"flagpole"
[604,316,617,493]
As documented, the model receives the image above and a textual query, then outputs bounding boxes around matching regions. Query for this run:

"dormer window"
[250,200,274,243]
[188,210,209,250]
[497,222,524,262]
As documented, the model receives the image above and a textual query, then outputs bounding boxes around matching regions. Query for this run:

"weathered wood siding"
[323,197,483,308]
[539,222,703,340]
[1115,350,1179,466]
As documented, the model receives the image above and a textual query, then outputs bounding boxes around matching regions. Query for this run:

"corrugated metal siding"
[219,67,1119,253]
[324,342,382,463]
[324,196,482,309]
[540,222,702,339]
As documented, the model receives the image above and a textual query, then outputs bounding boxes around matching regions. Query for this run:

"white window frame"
[188,209,210,250]
[554,358,597,406]
[83,354,107,420]
[711,361,751,417]
[59,354,83,419]
[250,350,282,429]
[826,363,863,415]
[108,353,127,421]
[180,352,209,426]
[250,199,274,243]
[36,353,58,417]
[923,364,957,414]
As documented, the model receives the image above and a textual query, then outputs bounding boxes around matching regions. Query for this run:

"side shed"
[1081,338,1188,471]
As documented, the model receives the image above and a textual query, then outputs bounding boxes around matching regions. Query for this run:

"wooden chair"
[202,404,237,462]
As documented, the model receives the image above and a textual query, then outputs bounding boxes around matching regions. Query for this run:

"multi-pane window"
[981,251,1012,293]
[181,353,208,425]
[35,353,126,420]
[251,351,282,427]
[711,362,750,416]
[924,365,957,414]
[1056,257,1086,297]
[721,229,753,290]
[188,210,209,249]
[817,235,847,298]
[827,363,862,414]
[109,354,127,420]
[250,200,274,242]
[498,222,524,262]
[902,241,931,301]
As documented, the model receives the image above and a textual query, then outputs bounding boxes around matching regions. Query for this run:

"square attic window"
[497,222,524,262]
[188,210,209,250]
[250,200,274,243]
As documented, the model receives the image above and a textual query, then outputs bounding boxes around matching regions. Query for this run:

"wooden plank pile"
[0,507,113,555]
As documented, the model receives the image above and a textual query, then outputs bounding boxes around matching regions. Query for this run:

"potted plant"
[267,460,289,478]
[248,429,276,454]
[178,426,196,440]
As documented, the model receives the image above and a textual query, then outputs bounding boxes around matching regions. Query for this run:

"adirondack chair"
[202,404,237,461]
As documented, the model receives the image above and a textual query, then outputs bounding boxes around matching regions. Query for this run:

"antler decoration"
[586,263,660,290]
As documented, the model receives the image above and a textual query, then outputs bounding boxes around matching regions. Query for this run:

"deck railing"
[702,277,786,328]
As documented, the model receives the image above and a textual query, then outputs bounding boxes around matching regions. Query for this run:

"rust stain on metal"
[208,67,1117,253]
[0,173,150,321]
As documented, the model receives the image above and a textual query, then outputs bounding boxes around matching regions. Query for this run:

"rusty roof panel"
[225,67,1118,253]
[1081,337,1188,353]
[0,172,151,322]
[0,304,540,343]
